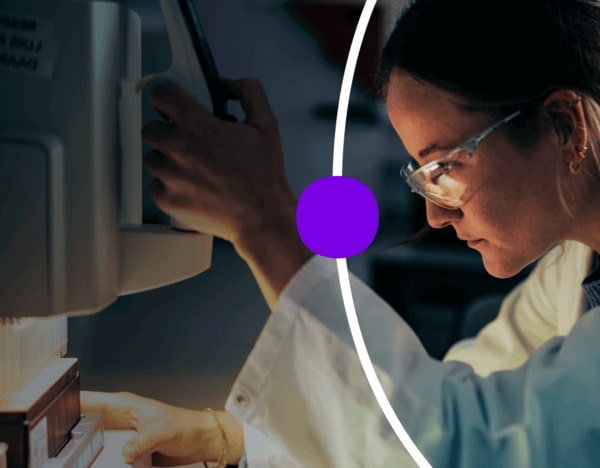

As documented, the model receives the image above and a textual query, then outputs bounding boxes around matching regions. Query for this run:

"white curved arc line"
[333,2,432,467]
[336,259,432,467]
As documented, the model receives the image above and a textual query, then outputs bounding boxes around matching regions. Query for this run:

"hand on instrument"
[142,78,297,250]
[142,78,313,309]
[80,390,244,466]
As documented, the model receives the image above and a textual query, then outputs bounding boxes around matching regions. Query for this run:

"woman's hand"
[142,79,313,309]
[141,78,295,248]
[80,391,244,466]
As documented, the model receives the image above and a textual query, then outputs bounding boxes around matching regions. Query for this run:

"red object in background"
[286,1,385,96]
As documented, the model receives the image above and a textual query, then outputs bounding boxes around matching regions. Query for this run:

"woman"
[83,0,600,466]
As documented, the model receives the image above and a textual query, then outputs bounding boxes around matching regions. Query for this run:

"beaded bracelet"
[202,407,228,468]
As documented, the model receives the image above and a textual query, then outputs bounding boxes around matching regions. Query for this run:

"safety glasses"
[400,110,522,209]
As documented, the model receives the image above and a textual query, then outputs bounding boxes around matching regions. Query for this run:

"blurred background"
[67,0,526,411]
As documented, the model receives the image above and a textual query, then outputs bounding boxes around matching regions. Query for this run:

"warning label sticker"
[0,13,59,78]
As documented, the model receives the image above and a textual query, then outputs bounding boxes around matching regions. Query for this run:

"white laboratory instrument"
[0,0,230,466]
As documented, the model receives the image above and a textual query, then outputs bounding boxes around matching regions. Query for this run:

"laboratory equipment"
[0,0,230,465]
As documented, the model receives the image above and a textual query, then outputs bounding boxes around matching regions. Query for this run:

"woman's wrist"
[233,202,313,310]
[190,409,244,466]
[214,410,244,465]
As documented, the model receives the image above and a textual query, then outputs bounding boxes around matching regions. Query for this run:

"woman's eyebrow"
[418,142,453,159]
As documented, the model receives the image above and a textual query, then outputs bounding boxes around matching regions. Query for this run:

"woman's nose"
[425,200,462,229]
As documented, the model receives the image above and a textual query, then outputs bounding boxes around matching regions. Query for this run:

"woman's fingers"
[148,81,211,124]
[122,424,199,467]
[144,150,181,182]
[224,78,276,126]
[141,120,177,153]
[122,428,163,465]
[144,151,183,214]
[148,178,188,215]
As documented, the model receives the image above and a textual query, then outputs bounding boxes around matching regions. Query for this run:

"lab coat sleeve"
[443,242,589,376]
[238,422,299,467]
[225,255,600,468]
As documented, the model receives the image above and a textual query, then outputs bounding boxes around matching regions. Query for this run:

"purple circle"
[296,176,379,258]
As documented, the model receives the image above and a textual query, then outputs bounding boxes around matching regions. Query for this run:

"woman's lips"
[456,233,485,247]
[466,239,484,247]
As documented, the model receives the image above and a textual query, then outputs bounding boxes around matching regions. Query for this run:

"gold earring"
[569,146,588,175]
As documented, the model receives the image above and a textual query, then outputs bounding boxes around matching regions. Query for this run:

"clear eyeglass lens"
[404,148,470,209]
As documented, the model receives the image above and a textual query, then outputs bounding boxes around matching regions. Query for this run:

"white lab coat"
[225,241,598,467]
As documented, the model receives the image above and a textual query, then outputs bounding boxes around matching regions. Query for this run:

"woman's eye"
[439,161,455,173]
[430,162,456,182]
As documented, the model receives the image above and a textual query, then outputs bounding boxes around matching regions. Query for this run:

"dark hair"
[379,0,600,236]
[379,0,600,105]
[380,0,600,183]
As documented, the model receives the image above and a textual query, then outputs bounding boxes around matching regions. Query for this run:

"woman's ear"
[543,89,588,152]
